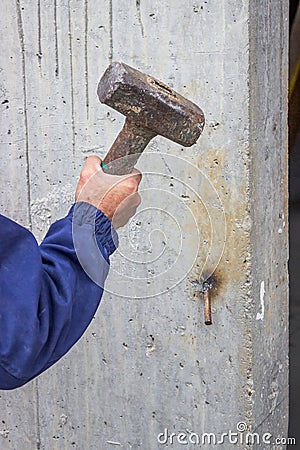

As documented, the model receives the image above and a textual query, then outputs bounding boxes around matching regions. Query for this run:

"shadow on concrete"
[288,129,300,448]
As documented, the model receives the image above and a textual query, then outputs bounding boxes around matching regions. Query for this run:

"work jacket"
[0,202,117,389]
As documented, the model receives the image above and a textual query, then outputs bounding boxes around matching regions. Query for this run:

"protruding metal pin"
[203,289,212,325]
[191,277,214,326]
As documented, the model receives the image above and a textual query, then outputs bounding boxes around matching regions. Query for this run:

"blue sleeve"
[0,201,118,390]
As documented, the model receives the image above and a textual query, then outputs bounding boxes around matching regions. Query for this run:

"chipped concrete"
[256,281,265,321]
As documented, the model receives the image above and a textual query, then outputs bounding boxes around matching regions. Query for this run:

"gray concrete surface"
[0,1,289,449]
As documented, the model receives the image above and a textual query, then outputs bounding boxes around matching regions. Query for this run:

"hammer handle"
[102,118,156,175]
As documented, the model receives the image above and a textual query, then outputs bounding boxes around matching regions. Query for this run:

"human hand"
[75,155,142,229]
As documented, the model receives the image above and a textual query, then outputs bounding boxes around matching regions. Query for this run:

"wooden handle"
[102,118,156,175]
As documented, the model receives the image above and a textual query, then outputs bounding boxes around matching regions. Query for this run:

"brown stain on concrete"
[186,146,251,301]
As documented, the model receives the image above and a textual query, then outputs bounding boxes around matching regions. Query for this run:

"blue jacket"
[0,202,117,390]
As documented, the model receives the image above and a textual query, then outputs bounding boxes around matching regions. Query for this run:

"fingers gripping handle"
[102,119,156,175]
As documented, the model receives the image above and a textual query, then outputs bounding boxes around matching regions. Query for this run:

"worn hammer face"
[97,62,205,147]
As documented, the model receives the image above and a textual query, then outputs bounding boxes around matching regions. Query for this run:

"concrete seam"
[15,0,32,229]
[67,0,76,160]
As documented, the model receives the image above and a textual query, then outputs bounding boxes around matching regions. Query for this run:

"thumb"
[83,155,102,174]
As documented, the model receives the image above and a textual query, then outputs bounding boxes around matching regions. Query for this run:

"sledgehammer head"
[97,62,205,147]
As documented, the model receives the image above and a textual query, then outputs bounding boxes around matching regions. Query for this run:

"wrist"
[68,202,119,257]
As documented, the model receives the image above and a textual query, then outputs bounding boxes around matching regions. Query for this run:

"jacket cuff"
[67,202,118,257]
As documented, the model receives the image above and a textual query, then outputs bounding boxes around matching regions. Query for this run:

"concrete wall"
[0,1,288,449]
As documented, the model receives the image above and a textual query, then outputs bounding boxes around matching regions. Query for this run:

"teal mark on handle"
[101,162,109,171]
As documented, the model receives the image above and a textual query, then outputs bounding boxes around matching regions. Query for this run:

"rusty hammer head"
[98,62,205,147]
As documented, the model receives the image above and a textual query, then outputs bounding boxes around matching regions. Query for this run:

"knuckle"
[87,155,101,165]
[127,193,141,209]
[80,156,101,179]
[134,193,142,206]
[80,165,98,182]
[124,177,138,191]
[79,170,89,183]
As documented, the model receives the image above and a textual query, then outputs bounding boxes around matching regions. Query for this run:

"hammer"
[97,62,205,175]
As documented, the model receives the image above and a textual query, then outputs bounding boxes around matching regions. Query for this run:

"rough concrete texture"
[0,1,288,449]
[249,2,289,448]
